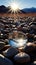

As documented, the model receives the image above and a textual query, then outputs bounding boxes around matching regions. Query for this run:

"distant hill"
[0,5,9,13]
[0,5,36,13]
[22,7,36,13]
[0,5,26,13]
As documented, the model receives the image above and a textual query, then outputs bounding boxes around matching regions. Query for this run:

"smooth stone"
[3,47,19,58]
[4,39,9,44]
[31,61,36,65]
[23,42,36,53]
[26,33,34,42]
[3,45,11,51]
[14,52,30,63]
[0,54,13,65]
[0,42,5,50]
[33,61,36,65]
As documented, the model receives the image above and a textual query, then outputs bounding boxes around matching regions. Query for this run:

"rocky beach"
[0,16,36,65]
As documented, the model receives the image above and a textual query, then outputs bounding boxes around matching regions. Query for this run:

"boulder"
[23,42,36,53]
[0,54,13,65]
[3,47,19,58]
[14,52,30,63]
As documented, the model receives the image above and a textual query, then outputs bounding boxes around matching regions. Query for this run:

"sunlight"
[15,38,27,47]
[10,2,19,12]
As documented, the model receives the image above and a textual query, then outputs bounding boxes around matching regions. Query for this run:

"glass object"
[9,31,27,49]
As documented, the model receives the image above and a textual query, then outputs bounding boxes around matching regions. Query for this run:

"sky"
[0,0,36,9]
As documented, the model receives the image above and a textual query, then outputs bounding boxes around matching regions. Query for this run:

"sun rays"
[10,2,19,12]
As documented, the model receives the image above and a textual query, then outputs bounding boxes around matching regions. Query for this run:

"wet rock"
[33,61,36,65]
[31,61,36,65]
[0,54,13,65]
[26,33,34,42]
[34,41,36,44]
[23,42,36,53]
[4,39,9,45]
[3,47,19,58]
[14,52,30,63]
[2,45,11,51]
[0,41,5,50]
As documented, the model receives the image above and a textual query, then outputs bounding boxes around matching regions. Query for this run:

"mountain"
[0,5,9,13]
[0,5,36,13]
[0,5,26,13]
[22,7,36,13]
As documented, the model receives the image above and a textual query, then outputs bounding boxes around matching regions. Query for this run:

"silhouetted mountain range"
[0,5,9,13]
[0,5,36,13]
[0,5,26,13]
[22,7,36,13]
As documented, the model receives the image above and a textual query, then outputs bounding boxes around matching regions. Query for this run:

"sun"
[10,3,19,12]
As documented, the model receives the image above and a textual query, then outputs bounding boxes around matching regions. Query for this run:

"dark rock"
[31,61,36,65]
[0,41,5,50]
[0,54,13,65]
[26,33,34,42]
[23,42,36,53]
[2,45,11,51]
[4,39,9,45]
[3,47,19,58]
[14,52,30,63]
[34,35,36,41]
[33,61,36,65]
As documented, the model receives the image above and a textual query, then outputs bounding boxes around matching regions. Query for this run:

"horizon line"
[0,5,36,9]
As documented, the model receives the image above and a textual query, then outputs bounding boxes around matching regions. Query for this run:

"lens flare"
[10,2,19,12]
